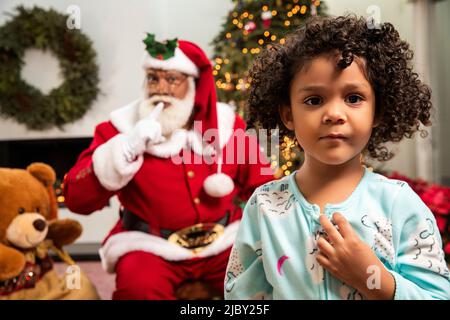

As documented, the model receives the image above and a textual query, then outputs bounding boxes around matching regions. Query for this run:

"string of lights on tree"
[211,0,327,177]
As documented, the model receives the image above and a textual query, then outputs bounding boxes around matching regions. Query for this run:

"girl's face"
[280,53,378,166]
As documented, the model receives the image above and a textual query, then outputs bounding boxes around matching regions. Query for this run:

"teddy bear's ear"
[27,163,58,220]
[27,162,56,186]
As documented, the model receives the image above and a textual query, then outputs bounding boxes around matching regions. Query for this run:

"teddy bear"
[0,162,99,299]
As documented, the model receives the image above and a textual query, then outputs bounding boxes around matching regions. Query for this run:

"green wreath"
[0,6,99,130]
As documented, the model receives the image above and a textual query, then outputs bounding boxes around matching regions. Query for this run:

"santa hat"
[141,33,234,198]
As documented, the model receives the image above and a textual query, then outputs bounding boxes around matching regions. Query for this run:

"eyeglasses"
[146,70,188,90]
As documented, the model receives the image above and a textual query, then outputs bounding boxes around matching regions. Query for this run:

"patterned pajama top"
[225,166,450,300]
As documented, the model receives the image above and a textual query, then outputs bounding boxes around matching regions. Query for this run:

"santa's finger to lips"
[148,102,164,121]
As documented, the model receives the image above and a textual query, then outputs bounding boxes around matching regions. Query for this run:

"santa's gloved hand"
[122,102,165,162]
[92,102,166,191]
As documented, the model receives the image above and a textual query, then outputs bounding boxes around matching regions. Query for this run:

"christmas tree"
[211,0,327,178]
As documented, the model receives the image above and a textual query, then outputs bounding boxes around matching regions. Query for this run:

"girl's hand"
[316,212,395,300]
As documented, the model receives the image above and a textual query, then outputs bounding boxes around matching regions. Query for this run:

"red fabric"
[178,41,217,138]
[63,114,273,243]
[113,248,231,300]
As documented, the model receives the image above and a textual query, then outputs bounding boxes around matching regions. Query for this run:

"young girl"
[224,15,450,300]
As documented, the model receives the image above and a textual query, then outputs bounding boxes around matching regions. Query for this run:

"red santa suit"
[63,38,273,299]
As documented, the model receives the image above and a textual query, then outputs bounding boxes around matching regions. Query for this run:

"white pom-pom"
[203,173,234,197]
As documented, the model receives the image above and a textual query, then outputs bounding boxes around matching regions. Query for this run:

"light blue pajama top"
[224,166,450,300]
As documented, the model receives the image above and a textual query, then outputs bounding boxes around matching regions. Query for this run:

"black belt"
[120,208,230,239]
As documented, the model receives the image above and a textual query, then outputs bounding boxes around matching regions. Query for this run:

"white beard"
[138,77,196,137]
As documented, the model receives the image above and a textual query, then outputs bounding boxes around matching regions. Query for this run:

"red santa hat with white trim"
[141,33,234,198]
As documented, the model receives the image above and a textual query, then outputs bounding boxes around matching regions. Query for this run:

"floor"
[54,261,116,300]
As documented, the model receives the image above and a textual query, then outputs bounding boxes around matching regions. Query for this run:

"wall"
[430,0,450,185]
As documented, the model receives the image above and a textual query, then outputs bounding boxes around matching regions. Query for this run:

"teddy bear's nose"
[33,219,47,231]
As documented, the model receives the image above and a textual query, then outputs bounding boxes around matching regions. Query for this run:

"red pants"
[112,248,232,300]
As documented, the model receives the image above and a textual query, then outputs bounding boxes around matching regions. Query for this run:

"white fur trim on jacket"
[110,99,236,158]
[141,47,199,78]
[99,221,240,273]
[92,134,144,191]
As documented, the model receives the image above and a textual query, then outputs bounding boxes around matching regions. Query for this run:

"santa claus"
[63,34,273,299]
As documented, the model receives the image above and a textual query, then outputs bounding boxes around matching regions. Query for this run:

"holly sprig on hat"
[143,33,178,60]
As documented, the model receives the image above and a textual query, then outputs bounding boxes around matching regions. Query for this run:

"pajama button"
[187,170,195,178]
[194,197,200,204]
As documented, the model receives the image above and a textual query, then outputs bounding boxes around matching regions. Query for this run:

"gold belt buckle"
[167,223,224,254]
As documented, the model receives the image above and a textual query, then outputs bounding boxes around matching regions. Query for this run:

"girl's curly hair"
[247,15,432,161]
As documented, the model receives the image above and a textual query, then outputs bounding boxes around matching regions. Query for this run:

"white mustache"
[147,95,179,105]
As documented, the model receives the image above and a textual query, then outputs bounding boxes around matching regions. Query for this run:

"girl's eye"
[304,96,323,106]
[345,94,363,104]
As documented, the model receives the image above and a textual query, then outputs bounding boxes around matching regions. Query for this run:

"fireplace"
[0,137,92,207]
